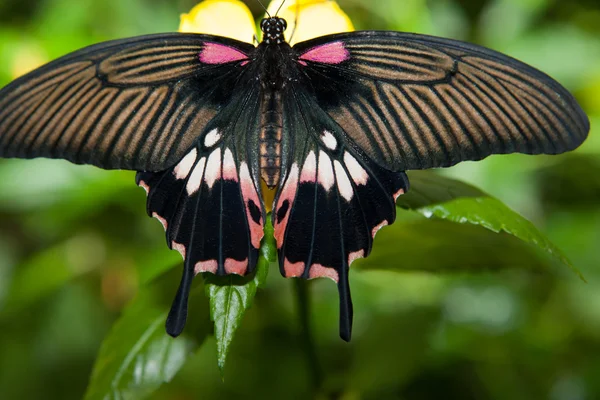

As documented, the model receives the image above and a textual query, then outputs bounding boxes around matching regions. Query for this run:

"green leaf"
[356,217,561,273]
[0,234,102,316]
[204,218,276,374]
[84,273,210,400]
[396,171,583,280]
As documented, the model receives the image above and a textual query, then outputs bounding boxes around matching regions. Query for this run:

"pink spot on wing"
[224,258,248,275]
[394,188,405,201]
[299,41,350,65]
[348,250,365,266]
[309,264,339,282]
[195,260,218,275]
[172,241,186,260]
[239,162,264,249]
[274,164,299,248]
[372,220,388,238]
[284,258,305,278]
[152,212,168,231]
[199,43,248,64]
[138,180,150,195]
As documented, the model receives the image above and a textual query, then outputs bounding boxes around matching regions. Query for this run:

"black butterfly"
[0,16,589,341]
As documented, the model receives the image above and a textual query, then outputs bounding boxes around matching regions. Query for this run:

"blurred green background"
[0,0,599,399]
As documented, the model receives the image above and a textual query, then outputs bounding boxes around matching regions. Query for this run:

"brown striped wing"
[0,33,255,171]
[293,31,589,171]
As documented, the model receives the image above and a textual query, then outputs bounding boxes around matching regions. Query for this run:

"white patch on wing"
[222,148,237,181]
[334,160,354,202]
[173,148,197,180]
[321,130,337,150]
[204,148,222,189]
[300,151,317,182]
[203,128,221,147]
[344,152,368,186]
[318,151,335,191]
[186,157,206,195]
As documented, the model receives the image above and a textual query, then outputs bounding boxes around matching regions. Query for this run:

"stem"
[294,279,323,392]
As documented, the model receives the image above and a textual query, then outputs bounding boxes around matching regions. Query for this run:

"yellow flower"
[179,0,354,45]
[179,0,256,43]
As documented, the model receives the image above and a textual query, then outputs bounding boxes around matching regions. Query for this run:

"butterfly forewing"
[0,34,255,171]
[293,31,589,172]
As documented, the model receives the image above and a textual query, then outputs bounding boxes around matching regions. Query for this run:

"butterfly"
[0,14,589,341]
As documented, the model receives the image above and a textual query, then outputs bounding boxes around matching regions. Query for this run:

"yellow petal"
[266,0,354,45]
[179,0,256,44]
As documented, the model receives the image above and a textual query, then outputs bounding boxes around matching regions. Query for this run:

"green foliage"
[0,0,599,399]
[84,273,209,400]
[203,220,275,373]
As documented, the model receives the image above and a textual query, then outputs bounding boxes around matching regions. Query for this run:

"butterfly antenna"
[275,0,287,16]
[256,0,271,17]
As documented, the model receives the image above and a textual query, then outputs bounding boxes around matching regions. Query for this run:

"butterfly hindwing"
[0,33,255,171]
[274,89,409,341]
[292,31,589,172]
[136,83,265,337]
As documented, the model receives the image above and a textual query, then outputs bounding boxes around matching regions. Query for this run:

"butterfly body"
[0,16,589,341]
[255,35,294,188]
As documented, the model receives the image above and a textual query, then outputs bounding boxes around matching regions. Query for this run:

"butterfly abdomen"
[259,90,283,188]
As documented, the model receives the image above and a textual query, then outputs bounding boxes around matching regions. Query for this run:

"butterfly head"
[260,17,287,44]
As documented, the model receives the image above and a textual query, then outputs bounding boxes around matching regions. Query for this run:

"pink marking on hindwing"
[348,250,365,266]
[298,41,350,65]
[284,258,305,278]
[309,264,339,283]
[138,180,150,195]
[394,188,405,201]
[274,164,299,248]
[372,220,388,238]
[172,241,186,260]
[239,162,264,249]
[152,212,168,231]
[199,42,248,64]
[195,260,218,275]
[224,258,248,275]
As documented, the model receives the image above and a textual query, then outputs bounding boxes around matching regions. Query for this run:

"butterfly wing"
[292,31,589,172]
[273,85,409,341]
[278,31,589,340]
[136,73,265,337]
[0,33,254,171]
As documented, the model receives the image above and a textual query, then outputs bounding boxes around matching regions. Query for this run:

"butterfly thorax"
[257,17,292,188]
